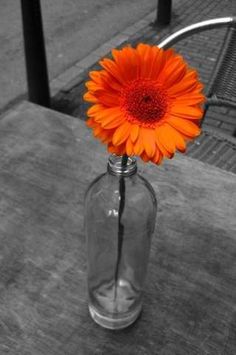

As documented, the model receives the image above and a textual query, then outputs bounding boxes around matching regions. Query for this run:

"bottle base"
[88,303,142,330]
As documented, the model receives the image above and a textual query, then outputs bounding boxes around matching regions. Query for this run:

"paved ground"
[49,0,236,137]
[0,0,156,111]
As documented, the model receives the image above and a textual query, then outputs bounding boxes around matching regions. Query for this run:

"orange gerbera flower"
[84,43,205,164]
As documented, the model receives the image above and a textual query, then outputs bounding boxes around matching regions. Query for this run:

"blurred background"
[0,0,156,112]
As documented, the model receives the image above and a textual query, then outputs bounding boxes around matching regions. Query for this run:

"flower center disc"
[121,80,168,126]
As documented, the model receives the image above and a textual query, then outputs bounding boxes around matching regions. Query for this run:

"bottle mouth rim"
[108,154,137,176]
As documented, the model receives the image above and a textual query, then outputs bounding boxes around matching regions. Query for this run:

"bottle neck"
[107,154,137,177]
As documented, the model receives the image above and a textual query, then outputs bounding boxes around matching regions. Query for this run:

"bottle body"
[84,155,157,329]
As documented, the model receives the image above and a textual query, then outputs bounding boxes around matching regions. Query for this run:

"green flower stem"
[114,154,128,303]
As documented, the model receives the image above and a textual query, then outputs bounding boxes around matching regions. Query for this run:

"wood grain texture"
[0,101,235,355]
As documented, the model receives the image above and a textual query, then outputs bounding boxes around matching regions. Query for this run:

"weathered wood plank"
[0,102,235,355]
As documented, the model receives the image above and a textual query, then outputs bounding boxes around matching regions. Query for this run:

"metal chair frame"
[158,17,236,118]
[158,17,236,172]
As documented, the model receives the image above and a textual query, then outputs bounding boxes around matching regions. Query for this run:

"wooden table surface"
[0,101,235,355]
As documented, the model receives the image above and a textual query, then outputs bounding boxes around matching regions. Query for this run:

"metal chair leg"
[200,103,209,127]
[21,0,50,107]
[156,0,172,26]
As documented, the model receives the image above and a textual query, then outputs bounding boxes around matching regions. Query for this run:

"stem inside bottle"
[114,154,128,301]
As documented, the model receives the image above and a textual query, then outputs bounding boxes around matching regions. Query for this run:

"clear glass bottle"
[84,154,157,329]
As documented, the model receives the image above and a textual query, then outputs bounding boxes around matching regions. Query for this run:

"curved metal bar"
[158,17,236,49]
[207,97,236,109]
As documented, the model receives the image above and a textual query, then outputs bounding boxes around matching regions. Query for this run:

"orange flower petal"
[86,117,95,128]
[164,124,186,152]
[159,58,186,88]
[92,107,121,123]
[137,43,153,78]
[164,48,176,62]
[172,93,205,105]
[148,46,166,79]
[108,142,126,155]
[93,125,103,137]
[100,71,122,92]
[99,129,112,143]
[88,70,122,94]
[167,80,197,96]
[141,46,166,80]
[126,137,134,156]
[112,121,131,145]
[87,104,105,116]
[152,148,163,165]
[167,117,201,137]
[83,92,98,103]
[155,132,174,159]
[130,124,140,143]
[140,151,150,162]
[152,150,163,164]
[95,90,120,107]
[167,69,200,96]
[102,113,125,129]
[112,47,140,82]
[85,80,100,91]
[140,127,156,158]
[99,58,126,84]
[133,132,144,155]
[170,105,203,120]
[89,70,104,83]
[155,125,176,155]
[107,143,117,154]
